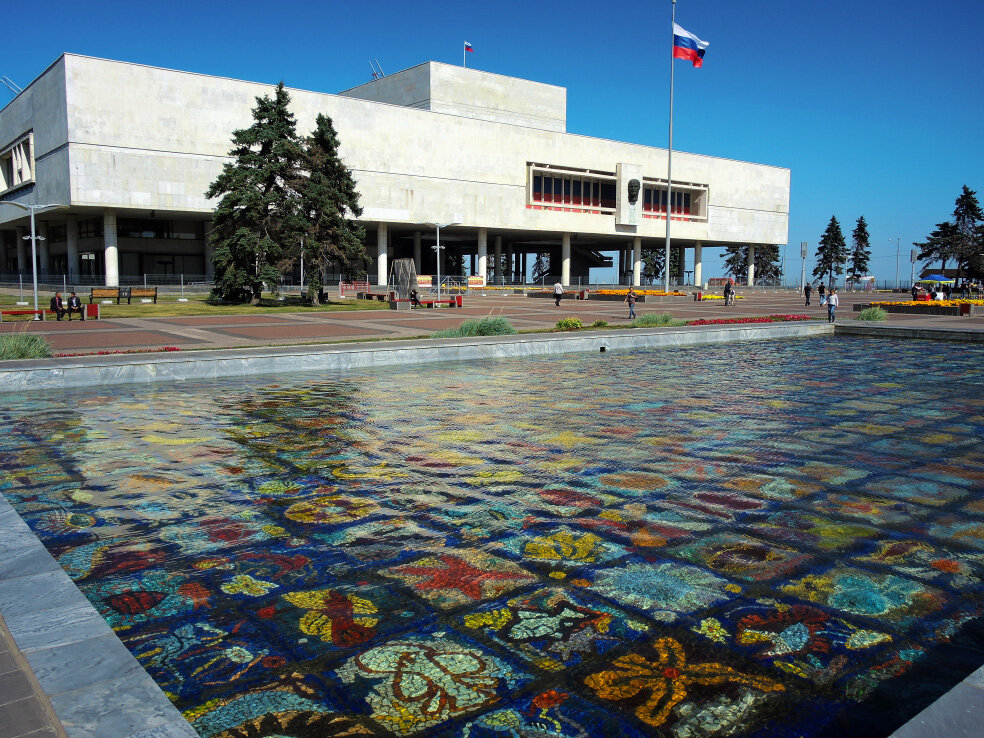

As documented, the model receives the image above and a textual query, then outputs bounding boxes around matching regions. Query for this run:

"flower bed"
[594,289,687,297]
[868,299,984,308]
[685,315,816,326]
[54,346,181,358]
[699,294,744,301]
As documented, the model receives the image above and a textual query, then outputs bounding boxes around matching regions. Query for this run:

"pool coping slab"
[0,496,197,738]
[0,321,836,392]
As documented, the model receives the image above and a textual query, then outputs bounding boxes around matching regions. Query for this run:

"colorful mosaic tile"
[2,336,984,736]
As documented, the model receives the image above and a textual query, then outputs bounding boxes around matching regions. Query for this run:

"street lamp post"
[1,201,66,319]
[425,222,459,302]
[893,237,900,289]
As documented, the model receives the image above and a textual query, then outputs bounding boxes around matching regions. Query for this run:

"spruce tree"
[641,247,680,285]
[723,244,782,284]
[953,185,983,276]
[206,83,304,303]
[914,221,959,272]
[296,114,366,304]
[849,216,871,287]
[813,216,848,285]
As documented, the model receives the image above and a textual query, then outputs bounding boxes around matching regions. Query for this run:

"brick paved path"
[4,291,981,354]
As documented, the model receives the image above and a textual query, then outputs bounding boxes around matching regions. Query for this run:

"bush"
[555,317,583,331]
[432,316,517,338]
[0,333,53,360]
[590,320,609,328]
[857,306,888,321]
[631,312,682,328]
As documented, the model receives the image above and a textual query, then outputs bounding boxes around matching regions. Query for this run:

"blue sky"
[4,0,982,285]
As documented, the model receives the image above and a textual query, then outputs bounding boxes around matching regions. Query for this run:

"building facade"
[0,55,790,288]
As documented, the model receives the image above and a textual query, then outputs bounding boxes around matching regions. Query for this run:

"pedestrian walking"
[553,281,564,306]
[827,288,839,323]
[724,280,735,307]
[804,283,812,306]
[624,288,637,319]
[818,282,826,306]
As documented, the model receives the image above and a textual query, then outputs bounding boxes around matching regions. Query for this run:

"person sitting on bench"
[49,292,66,321]
[66,291,85,321]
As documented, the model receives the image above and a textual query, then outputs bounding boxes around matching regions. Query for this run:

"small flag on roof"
[464,41,474,52]
[672,23,708,67]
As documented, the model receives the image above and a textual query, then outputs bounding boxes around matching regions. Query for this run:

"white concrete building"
[0,54,789,288]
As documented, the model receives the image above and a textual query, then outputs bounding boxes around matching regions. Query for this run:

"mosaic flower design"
[82,569,208,629]
[782,567,949,629]
[284,493,380,526]
[381,550,537,610]
[336,634,529,734]
[668,532,813,582]
[590,561,731,621]
[461,587,650,671]
[584,637,785,726]
[314,518,450,564]
[493,526,626,571]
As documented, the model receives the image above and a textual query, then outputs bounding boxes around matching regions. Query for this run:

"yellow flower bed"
[595,289,688,297]
[870,299,984,307]
[700,294,744,301]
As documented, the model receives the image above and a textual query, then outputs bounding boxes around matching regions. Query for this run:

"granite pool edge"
[0,496,197,738]
[0,322,835,392]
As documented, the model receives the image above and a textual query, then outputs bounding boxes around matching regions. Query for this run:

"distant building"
[0,55,790,287]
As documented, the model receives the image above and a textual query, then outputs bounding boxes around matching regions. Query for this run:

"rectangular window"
[78,218,103,239]
[533,175,543,202]
[600,183,616,210]
[572,180,582,205]
[563,179,571,205]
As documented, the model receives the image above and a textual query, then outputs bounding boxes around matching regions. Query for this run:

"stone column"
[633,237,642,287]
[203,220,214,279]
[413,232,422,273]
[677,245,686,284]
[693,241,703,288]
[521,251,528,284]
[747,245,756,287]
[38,220,50,277]
[101,210,120,287]
[561,233,571,286]
[15,226,27,273]
[376,223,388,287]
[0,231,6,272]
[505,244,512,283]
[104,210,119,287]
[477,228,487,283]
[493,236,502,284]
[66,215,79,281]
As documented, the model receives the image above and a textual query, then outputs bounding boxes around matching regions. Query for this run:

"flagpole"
[664,0,676,294]
[463,43,467,68]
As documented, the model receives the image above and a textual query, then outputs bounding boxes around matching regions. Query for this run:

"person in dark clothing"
[804,283,812,306]
[724,280,735,306]
[66,291,85,321]
[911,284,920,301]
[818,282,826,306]
[49,292,66,321]
[409,289,422,308]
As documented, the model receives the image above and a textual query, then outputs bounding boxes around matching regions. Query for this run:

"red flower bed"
[685,315,816,326]
[54,346,181,358]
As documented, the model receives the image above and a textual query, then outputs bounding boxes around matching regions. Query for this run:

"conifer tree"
[723,244,781,283]
[848,216,871,287]
[296,114,366,304]
[641,247,679,285]
[206,83,303,303]
[914,222,959,272]
[953,185,983,276]
[813,216,848,285]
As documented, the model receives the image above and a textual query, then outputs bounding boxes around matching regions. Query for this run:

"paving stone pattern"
[1,336,984,737]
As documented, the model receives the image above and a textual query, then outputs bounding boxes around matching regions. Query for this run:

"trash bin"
[694,292,702,302]
[456,294,463,307]
[960,303,971,316]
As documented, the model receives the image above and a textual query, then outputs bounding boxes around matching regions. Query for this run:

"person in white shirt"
[827,288,840,323]
[553,281,565,306]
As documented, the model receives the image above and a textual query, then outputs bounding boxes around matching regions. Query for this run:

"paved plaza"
[2,290,982,354]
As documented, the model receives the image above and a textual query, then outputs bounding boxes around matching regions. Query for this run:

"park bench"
[1,304,100,321]
[90,287,124,304]
[128,287,158,304]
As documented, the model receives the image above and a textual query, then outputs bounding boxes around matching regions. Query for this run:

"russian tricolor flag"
[464,41,474,53]
[672,23,708,67]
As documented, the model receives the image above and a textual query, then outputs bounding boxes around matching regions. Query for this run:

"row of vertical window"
[531,173,695,216]
[45,218,203,242]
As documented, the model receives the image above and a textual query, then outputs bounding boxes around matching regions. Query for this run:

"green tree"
[296,114,366,304]
[641,247,680,284]
[913,221,960,273]
[532,252,550,283]
[953,185,984,277]
[723,244,781,284]
[848,216,871,287]
[813,216,848,285]
[206,82,304,303]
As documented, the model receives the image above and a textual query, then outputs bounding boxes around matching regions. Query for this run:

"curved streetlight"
[1,201,67,318]
[424,221,459,302]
